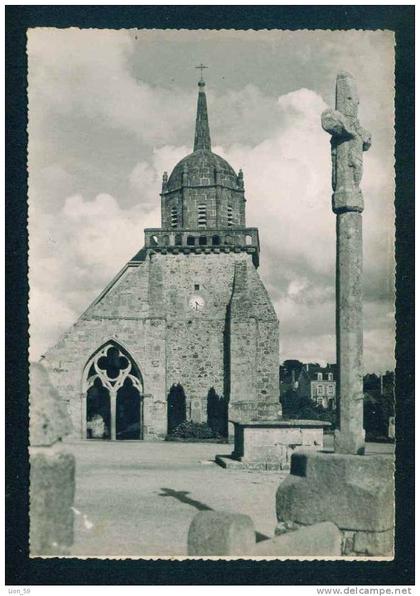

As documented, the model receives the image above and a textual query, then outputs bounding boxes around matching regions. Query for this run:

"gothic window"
[317,372,323,381]
[199,236,207,246]
[175,234,182,246]
[317,384,324,396]
[170,206,178,228]
[227,206,234,227]
[328,373,333,381]
[198,205,207,228]
[327,385,334,396]
[85,343,143,440]
[187,235,196,246]
[212,235,221,246]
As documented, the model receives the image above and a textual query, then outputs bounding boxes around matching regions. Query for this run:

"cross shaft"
[321,72,372,455]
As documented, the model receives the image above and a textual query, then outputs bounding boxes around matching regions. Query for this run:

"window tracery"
[85,343,142,394]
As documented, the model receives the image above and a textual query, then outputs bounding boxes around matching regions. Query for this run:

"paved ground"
[66,438,394,558]
[67,440,286,557]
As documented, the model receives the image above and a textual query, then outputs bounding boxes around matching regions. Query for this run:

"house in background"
[296,363,337,409]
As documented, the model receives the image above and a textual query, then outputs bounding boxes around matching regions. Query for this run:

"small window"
[175,234,182,246]
[170,206,178,229]
[317,385,324,396]
[194,284,200,291]
[227,206,234,227]
[151,235,159,246]
[212,235,221,246]
[317,373,323,381]
[162,235,170,246]
[187,236,195,246]
[224,235,233,245]
[327,385,334,396]
[198,205,207,228]
[245,234,253,246]
[199,236,207,246]
[328,373,333,381]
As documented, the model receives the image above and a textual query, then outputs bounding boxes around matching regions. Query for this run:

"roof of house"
[300,363,337,381]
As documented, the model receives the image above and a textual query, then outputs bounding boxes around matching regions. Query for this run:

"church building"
[43,75,280,440]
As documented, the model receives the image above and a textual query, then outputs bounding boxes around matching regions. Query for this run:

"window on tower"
[198,205,207,228]
[227,206,234,227]
[170,206,178,228]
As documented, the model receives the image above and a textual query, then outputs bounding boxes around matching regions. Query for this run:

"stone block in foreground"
[254,521,342,557]
[30,449,75,556]
[29,362,75,556]
[188,511,256,556]
[276,451,394,556]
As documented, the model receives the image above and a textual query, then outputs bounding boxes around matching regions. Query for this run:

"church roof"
[166,149,238,191]
[165,78,240,192]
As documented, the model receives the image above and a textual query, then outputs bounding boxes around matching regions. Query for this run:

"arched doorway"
[167,384,186,434]
[86,377,111,439]
[207,388,228,437]
[84,342,143,440]
[116,377,142,439]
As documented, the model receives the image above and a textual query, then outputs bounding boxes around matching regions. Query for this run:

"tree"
[281,389,336,428]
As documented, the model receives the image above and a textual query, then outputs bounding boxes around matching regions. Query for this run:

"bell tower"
[146,74,259,266]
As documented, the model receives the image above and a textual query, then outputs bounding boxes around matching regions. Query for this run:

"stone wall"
[44,248,279,439]
[159,251,235,422]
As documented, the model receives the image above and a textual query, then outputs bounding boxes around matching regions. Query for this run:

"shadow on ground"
[159,487,269,543]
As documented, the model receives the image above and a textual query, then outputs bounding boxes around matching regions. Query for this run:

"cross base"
[276,450,394,556]
[334,428,366,455]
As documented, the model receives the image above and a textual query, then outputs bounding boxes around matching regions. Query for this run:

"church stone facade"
[43,77,280,441]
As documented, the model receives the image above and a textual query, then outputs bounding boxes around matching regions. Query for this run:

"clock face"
[189,295,205,311]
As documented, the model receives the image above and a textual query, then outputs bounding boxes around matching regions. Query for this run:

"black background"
[5,5,415,586]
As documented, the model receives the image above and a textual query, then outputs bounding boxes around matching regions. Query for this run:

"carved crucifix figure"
[322,72,372,455]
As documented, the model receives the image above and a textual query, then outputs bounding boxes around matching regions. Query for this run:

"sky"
[27,28,395,372]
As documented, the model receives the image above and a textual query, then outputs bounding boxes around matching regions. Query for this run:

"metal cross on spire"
[195,63,208,82]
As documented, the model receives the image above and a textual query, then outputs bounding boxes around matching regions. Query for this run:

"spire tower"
[193,75,211,152]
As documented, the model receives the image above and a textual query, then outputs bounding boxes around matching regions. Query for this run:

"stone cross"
[321,71,372,455]
[195,63,208,82]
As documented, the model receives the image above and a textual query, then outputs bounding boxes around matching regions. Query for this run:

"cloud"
[28,28,194,148]
[218,87,394,371]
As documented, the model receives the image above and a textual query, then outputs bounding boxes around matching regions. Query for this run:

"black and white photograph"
[5,5,414,585]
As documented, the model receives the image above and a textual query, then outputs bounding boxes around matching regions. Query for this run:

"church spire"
[193,67,211,152]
